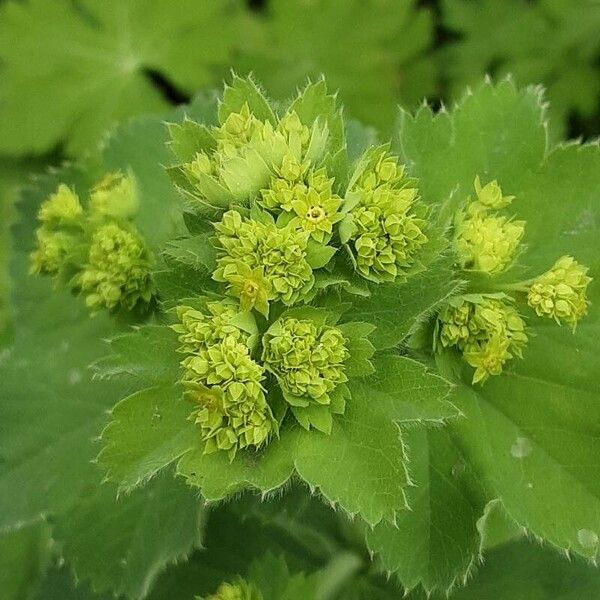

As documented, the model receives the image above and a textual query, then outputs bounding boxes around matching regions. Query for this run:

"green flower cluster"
[76,222,154,312]
[436,174,592,383]
[260,153,343,243]
[30,173,155,313]
[437,295,528,384]
[200,580,262,600]
[454,177,524,274]
[527,255,592,329]
[213,210,314,311]
[343,148,427,283]
[180,102,318,207]
[174,303,275,459]
[262,317,349,406]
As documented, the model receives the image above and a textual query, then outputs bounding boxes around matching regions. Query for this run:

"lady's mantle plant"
[10,76,598,598]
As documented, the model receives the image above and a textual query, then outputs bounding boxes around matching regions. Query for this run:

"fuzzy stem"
[316,551,363,600]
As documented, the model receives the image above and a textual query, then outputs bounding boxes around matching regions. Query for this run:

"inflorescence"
[435,177,592,383]
[31,172,155,313]
[34,77,592,460]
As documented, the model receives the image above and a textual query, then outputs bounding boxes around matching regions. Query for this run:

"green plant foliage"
[241,0,435,132]
[0,101,216,595]
[0,522,52,600]
[98,77,458,528]
[0,0,247,156]
[3,71,600,600]
[368,78,600,592]
[53,471,205,599]
[440,0,600,138]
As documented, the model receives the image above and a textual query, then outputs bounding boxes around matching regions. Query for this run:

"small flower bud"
[455,213,524,274]
[30,229,78,276]
[527,256,592,328]
[454,177,524,274]
[202,579,262,600]
[262,317,349,409]
[37,184,83,228]
[76,222,154,312]
[437,295,528,383]
[89,172,138,220]
[472,176,514,211]
[214,211,314,306]
[346,150,427,283]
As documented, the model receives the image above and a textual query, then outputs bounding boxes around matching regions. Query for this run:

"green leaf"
[417,539,600,600]
[367,427,485,594]
[0,0,242,155]
[396,79,600,565]
[440,0,600,139]
[394,79,547,211]
[103,320,453,525]
[167,118,216,164]
[53,471,205,599]
[219,74,277,125]
[290,356,455,525]
[287,79,346,156]
[344,254,462,350]
[98,385,198,491]
[239,0,435,131]
[305,242,337,269]
[248,553,318,600]
[0,102,214,596]
[93,326,181,384]
[162,234,217,273]
[0,522,52,600]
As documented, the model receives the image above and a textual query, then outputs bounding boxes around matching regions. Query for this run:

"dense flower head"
[89,172,138,220]
[455,212,524,274]
[76,222,154,312]
[438,295,528,383]
[345,150,427,282]
[30,229,79,276]
[174,302,274,459]
[262,317,349,406]
[260,153,343,243]
[173,302,250,353]
[202,580,263,600]
[37,184,83,228]
[454,176,524,274]
[30,174,155,314]
[213,210,314,307]
[527,255,592,328]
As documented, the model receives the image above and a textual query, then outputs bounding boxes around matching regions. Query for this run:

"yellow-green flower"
[37,184,83,227]
[201,579,263,600]
[174,303,274,459]
[213,211,314,306]
[527,255,592,329]
[218,262,271,317]
[454,176,524,274]
[215,103,264,158]
[455,212,524,274]
[30,229,78,276]
[89,172,138,220]
[437,295,528,383]
[173,302,250,352]
[262,317,349,407]
[463,336,512,384]
[345,149,427,283]
[471,176,514,212]
[76,222,154,312]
